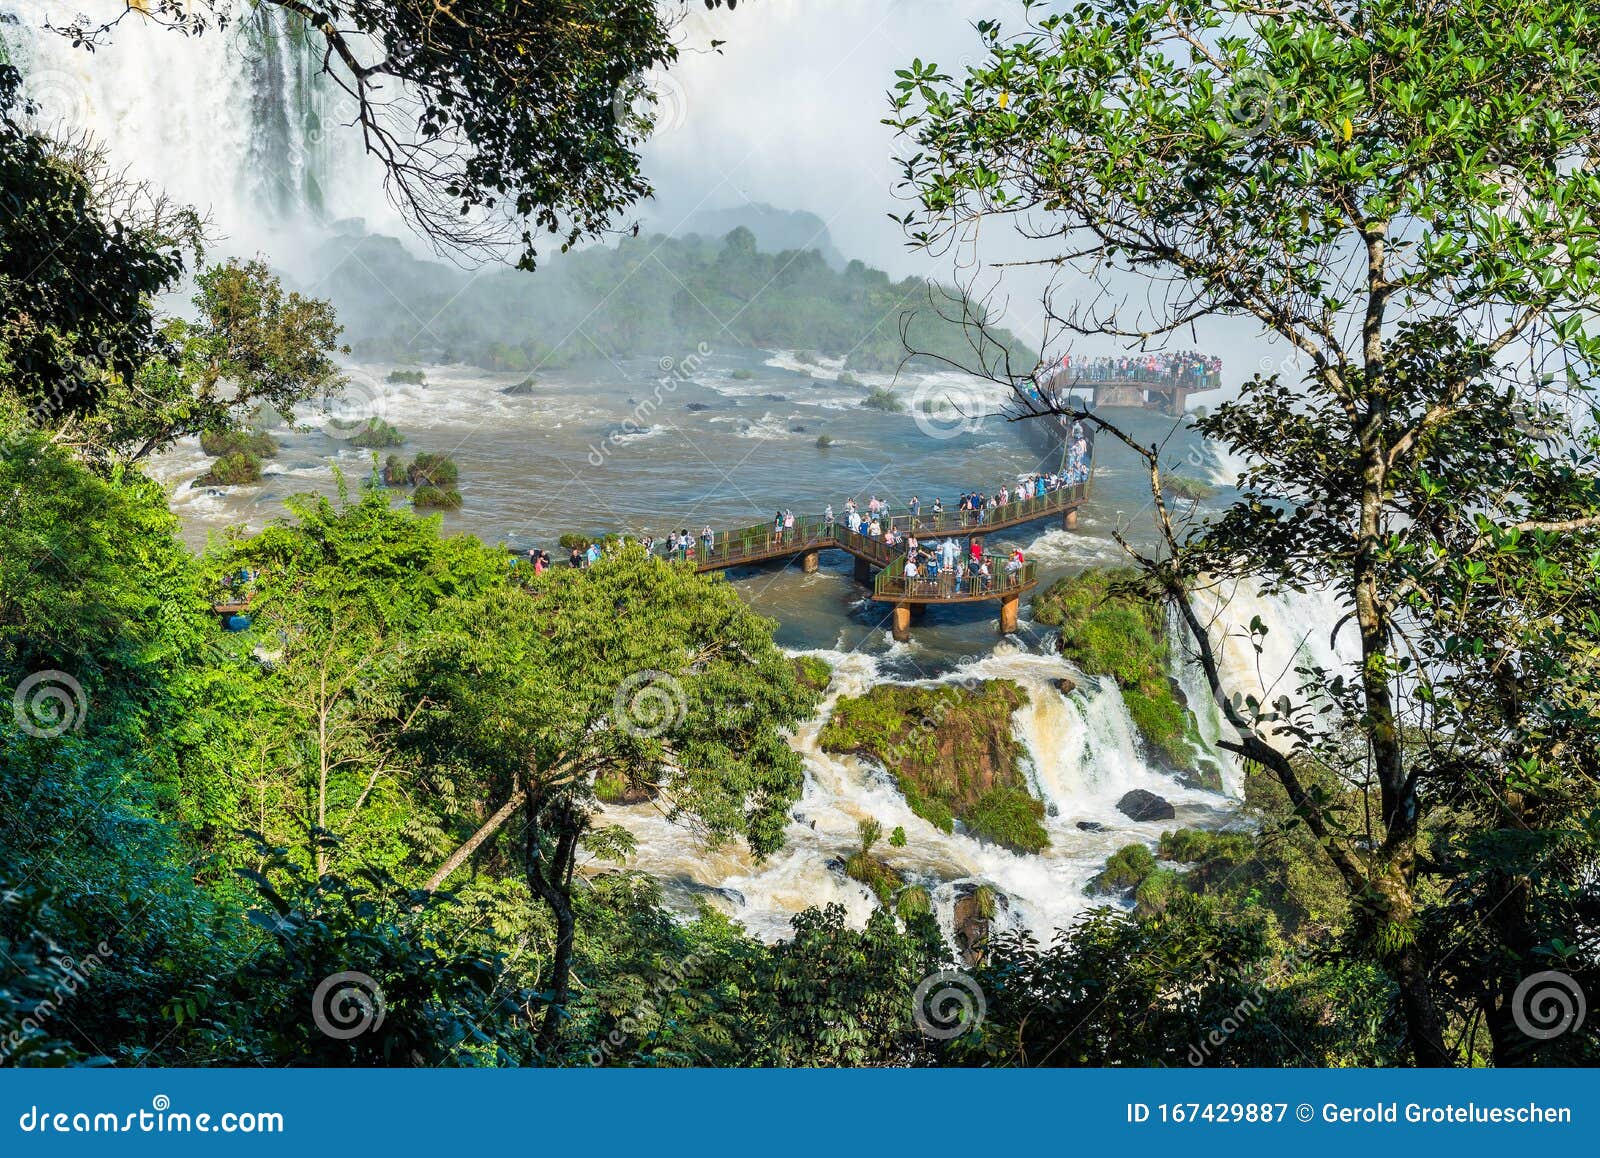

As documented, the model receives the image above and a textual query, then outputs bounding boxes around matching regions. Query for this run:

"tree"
[78,258,347,466]
[49,1,746,267]
[0,66,200,422]
[892,0,1600,1065]
[410,546,819,1055]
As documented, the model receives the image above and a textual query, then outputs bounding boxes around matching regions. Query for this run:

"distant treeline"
[305,224,1035,375]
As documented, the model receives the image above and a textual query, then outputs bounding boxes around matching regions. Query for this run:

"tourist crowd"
[518,424,1092,578]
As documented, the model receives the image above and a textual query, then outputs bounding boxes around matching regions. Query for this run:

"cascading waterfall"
[604,643,1237,944]
[1,0,396,256]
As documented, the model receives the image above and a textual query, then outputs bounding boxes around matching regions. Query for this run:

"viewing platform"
[1041,363,1221,416]
[678,482,1085,640]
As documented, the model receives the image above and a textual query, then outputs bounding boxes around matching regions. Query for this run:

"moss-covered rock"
[819,680,1048,853]
[791,654,833,693]
[1089,843,1157,894]
[194,451,262,487]
[595,769,656,805]
[1033,567,1221,788]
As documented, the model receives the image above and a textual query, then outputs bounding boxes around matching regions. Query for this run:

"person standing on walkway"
[784,509,795,541]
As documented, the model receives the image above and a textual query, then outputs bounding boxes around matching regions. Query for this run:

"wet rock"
[1168,676,1189,710]
[1177,760,1225,794]
[500,377,539,396]
[1055,677,1078,696]
[824,856,848,877]
[789,424,809,433]
[1116,789,1176,823]
[1046,803,1060,818]
[1075,820,1108,832]
[952,883,1009,968]
[685,401,713,412]
[761,392,789,401]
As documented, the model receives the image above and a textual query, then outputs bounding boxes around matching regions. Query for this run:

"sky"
[636,0,1281,378]
[3,0,1281,380]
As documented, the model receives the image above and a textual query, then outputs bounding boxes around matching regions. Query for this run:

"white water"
[603,645,1234,943]
[2,6,1328,946]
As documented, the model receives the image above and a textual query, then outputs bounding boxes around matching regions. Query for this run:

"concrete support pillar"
[1063,507,1079,532]
[999,593,1020,635]
[800,549,820,574]
[891,602,912,643]
[853,556,873,585]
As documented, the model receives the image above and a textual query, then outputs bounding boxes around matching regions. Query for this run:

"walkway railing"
[872,553,1037,600]
[674,479,1089,570]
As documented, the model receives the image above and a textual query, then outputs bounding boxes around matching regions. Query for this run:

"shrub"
[816,434,836,449]
[412,485,462,510]
[558,533,593,551]
[200,428,277,458]
[730,368,756,381]
[195,452,262,487]
[348,418,405,448]
[408,452,459,487]
[889,825,907,849]
[381,455,410,487]
[838,370,862,388]
[860,387,903,412]
[386,368,426,384]
[895,885,931,920]
[966,786,1050,854]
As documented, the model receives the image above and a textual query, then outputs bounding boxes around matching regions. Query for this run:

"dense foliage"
[893,0,1600,1064]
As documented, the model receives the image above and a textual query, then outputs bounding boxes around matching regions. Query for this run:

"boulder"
[1116,788,1176,823]
[1075,820,1108,832]
[1055,677,1078,696]
[685,401,713,412]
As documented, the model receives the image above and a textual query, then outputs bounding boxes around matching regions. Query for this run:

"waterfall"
[1,1,399,257]
[602,643,1236,944]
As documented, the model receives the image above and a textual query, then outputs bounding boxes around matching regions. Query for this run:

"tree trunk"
[526,801,579,1059]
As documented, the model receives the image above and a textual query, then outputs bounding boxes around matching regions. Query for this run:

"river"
[143,349,1327,943]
